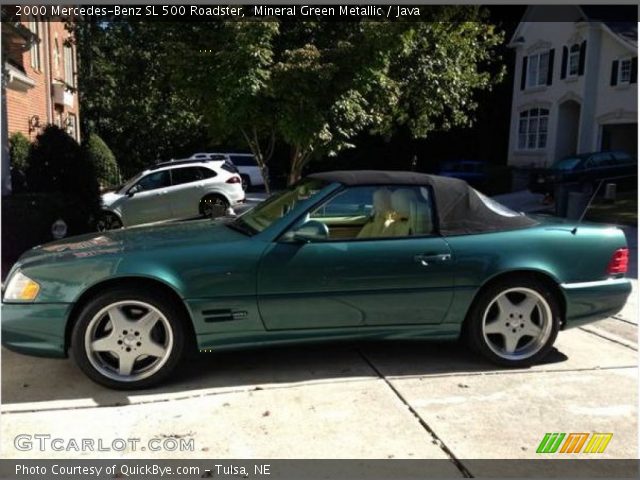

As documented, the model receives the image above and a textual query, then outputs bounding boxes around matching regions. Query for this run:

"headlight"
[3,271,40,301]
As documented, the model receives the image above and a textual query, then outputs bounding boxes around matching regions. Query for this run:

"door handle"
[414,253,451,266]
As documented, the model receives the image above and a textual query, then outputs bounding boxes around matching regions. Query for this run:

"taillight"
[606,248,629,275]
[226,176,241,184]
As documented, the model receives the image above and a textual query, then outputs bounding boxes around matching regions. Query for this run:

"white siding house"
[507,6,637,168]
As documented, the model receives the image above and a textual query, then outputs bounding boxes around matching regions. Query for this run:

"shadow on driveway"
[1,340,570,409]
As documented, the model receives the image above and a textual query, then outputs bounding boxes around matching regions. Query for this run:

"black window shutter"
[561,46,568,79]
[520,56,528,90]
[547,49,555,85]
[631,57,638,84]
[610,60,619,86]
[578,41,587,75]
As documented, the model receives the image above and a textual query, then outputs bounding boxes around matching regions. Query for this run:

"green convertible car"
[1,171,632,389]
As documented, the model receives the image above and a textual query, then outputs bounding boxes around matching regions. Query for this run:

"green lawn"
[585,191,638,226]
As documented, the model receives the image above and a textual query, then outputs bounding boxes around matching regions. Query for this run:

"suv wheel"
[97,212,123,231]
[200,195,229,218]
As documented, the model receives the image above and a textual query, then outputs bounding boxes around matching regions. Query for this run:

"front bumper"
[1,302,71,357]
[562,278,632,329]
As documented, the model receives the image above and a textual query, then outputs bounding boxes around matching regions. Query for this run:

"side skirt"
[196,323,462,353]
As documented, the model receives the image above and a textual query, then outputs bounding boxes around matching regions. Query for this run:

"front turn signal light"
[3,271,40,301]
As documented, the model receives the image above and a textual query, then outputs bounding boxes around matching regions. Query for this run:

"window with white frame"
[619,58,632,84]
[568,44,580,77]
[527,51,549,88]
[66,114,78,140]
[64,43,75,87]
[28,18,41,71]
[518,108,549,150]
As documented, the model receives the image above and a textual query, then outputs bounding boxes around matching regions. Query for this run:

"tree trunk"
[240,127,273,194]
[288,146,306,185]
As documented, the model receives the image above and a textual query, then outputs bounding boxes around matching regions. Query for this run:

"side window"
[199,167,216,179]
[587,153,614,168]
[612,152,633,165]
[308,185,435,240]
[230,155,257,167]
[130,171,170,193]
[171,167,211,185]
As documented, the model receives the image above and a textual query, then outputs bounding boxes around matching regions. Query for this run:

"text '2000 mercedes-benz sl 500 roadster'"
[1,171,631,389]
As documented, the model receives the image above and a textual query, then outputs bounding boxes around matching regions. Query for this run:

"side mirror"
[127,191,135,198]
[285,220,329,243]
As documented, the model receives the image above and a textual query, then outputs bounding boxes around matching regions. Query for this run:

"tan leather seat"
[357,188,392,238]
[386,189,416,237]
[411,199,433,235]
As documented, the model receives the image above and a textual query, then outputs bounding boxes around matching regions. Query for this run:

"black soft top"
[309,170,537,235]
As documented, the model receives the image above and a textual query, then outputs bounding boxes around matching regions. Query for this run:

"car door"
[164,166,214,219]
[257,185,454,330]
[120,170,172,225]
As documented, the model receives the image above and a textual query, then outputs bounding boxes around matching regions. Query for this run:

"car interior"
[309,186,435,240]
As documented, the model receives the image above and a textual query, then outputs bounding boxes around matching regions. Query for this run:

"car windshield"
[553,157,583,171]
[231,179,328,234]
[119,172,144,192]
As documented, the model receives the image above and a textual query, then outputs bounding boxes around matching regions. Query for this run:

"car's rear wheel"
[96,211,123,231]
[465,276,560,367]
[240,175,251,192]
[71,288,185,389]
[200,194,229,218]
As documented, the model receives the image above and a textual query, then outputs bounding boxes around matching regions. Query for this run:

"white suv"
[98,159,244,230]
[190,153,266,190]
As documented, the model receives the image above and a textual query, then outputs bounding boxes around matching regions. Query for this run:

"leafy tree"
[168,8,504,184]
[72,21,209,176]
[82,133,120,189]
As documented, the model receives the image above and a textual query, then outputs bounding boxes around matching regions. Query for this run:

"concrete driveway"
[1,280,637,473]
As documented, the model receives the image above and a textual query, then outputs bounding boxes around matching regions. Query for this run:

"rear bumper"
[1,302,70,357]
[561,278,632,329]
[228,188,246,206]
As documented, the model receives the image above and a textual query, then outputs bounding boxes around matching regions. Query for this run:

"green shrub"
[25,125,100,210]
[9,132,30,171]
[9,132,30,192]
[82,133,121,189]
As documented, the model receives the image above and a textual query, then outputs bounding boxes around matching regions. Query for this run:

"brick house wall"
[5,19,80,142]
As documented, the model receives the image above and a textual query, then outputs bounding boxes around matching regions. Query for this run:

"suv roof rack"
[148,158,224,171]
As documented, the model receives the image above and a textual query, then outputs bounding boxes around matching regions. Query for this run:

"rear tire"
[464,275,561,367]
[71,287,186,389]
[200,195,229,218]
[240,175,251,192]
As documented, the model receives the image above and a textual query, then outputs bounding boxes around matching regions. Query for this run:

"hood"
[17,219,246,267]
[101,191,124,207]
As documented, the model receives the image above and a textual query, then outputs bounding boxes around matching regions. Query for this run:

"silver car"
[98,159,245,230]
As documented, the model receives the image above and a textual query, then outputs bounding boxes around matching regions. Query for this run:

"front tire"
[71,287,185,389]
[96,211,123,231]
[464,276,560,367]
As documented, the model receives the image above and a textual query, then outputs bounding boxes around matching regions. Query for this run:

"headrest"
[372,188,392,216]
[391,189,416,218]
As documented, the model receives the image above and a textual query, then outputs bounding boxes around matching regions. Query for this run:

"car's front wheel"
[71,288,185,389]
[465,276,560,367]
[96,211,123,231]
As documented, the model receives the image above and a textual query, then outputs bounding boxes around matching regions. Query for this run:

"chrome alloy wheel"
[481,287,553,361]
[84,301,174,382]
